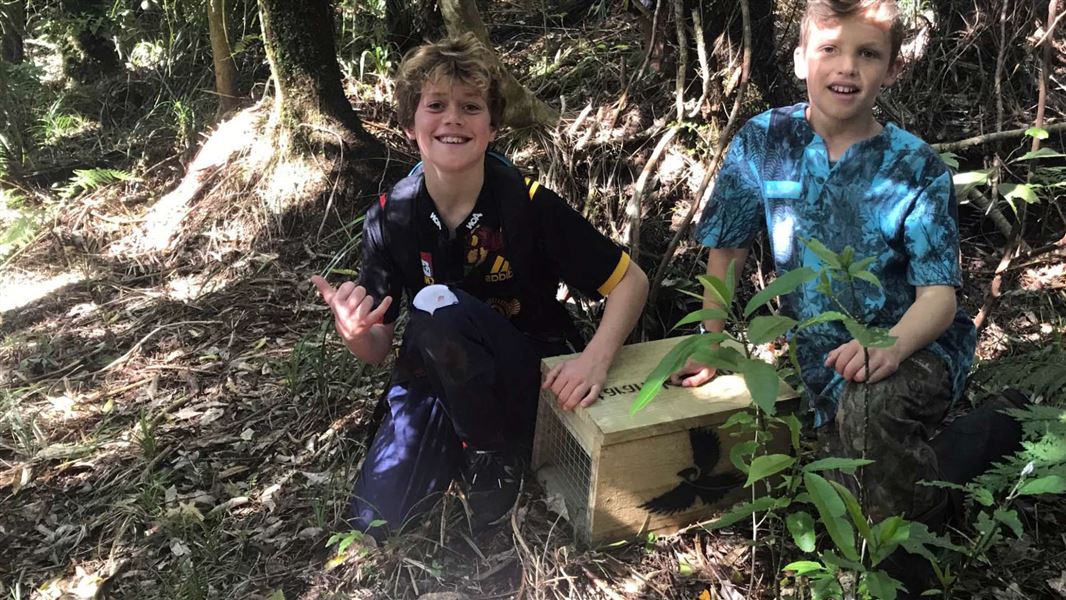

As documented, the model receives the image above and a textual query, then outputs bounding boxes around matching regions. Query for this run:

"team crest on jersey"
[419,251,435,284]
[466,226,504,267]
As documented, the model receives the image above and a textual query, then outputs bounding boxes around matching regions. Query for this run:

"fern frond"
[973,402,1066,495]
[971,342,1066,404]
[59,168,139,199]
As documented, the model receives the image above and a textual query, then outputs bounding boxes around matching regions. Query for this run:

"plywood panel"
[541,335,798,445]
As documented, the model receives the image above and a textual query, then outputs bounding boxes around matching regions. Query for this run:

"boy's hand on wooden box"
[669,358,718,388]
[311,275,393,345]
[542,353,609,411]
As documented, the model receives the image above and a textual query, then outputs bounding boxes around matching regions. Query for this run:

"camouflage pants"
[819,350,951,523]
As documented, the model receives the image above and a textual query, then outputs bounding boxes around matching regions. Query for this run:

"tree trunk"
[208,0,240,116]
[256,0,396,213]
[438,0,557,129]
[259,0,366,138]
[1,0,25,63]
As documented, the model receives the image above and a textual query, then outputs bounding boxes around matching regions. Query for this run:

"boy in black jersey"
[311,34,648,535]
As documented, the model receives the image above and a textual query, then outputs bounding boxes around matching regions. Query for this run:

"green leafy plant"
[946,127,1066,216]
[635,237,1066,598]
[326,521,384,558]
[0,189,44,262]
[632,239,940,599]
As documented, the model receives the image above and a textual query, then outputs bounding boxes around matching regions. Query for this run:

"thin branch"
[689,5,712,118]
[628,125,680,261]
[929,122,1066,153]
[994,0,1008,131]
[634,0,665,82]
[672,0,687,120]
[648,0,751,307]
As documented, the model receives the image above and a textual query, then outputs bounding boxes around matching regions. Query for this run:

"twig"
[929,122,1066,153]
[0,229,48,270]
[994,0,1008,131]
[689,6,712,118]
[511,502,541,590]
[567,102,594,137]
[673,0,688,120]
[1012,234,1066,264]
[1034,6,1066,48]
[649,0,751,307]
[296,122,346,241]
[94,320,223,374]
[627,125,679,262]
[580,565,625,600]
[634,0,665,81]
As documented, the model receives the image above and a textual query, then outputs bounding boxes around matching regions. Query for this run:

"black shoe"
[461,449,522,530]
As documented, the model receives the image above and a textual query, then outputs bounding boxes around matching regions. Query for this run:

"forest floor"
[3,5,1066,600]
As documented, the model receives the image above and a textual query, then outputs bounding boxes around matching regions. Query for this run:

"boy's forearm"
[344,323,395,366]
[704,247,749,332]
[887,285,957,362]
[582,262,649,367]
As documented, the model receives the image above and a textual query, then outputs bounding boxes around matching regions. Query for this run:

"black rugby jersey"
[358,159,630,340]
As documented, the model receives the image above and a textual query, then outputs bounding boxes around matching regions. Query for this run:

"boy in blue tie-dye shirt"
[674,0,977,525]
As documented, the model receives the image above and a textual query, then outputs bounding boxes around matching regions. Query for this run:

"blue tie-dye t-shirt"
[696,103,977,427]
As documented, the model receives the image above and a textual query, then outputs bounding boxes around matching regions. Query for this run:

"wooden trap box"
[531,336,798,544]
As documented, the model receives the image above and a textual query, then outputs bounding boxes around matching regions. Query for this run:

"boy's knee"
[408,286,486,338]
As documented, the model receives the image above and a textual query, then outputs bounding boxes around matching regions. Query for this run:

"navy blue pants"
[347,289,565,536]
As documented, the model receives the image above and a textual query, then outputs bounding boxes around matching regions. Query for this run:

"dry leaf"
[1048,571,1066,598]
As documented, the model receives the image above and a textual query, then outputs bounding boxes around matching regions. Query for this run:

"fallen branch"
[94,320,223,374]
[1005,233,1066,272]
[930,121,1066,153]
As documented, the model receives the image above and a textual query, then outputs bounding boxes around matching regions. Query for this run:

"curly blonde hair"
[394,33,505,130]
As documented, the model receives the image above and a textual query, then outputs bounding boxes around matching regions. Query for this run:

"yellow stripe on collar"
[525,178,540,201]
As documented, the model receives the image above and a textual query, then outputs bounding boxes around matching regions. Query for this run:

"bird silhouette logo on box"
[639,427,742,515]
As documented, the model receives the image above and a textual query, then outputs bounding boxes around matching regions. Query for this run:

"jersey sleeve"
[356,195,404,324]
[903,169,963,288]
[530,180,630,299]
[695,121,765,248]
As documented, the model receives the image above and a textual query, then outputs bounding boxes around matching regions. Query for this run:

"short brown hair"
[394,33,505,130]
[800,0,904,64]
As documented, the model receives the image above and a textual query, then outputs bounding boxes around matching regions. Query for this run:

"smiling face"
[405,77,496,176]
[794,10,901,136]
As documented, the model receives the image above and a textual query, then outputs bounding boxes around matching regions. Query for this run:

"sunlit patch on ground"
[0,270,87,314]
[161,273,229,302]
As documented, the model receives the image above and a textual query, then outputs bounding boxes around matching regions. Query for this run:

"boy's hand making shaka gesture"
[311,275,394,365]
